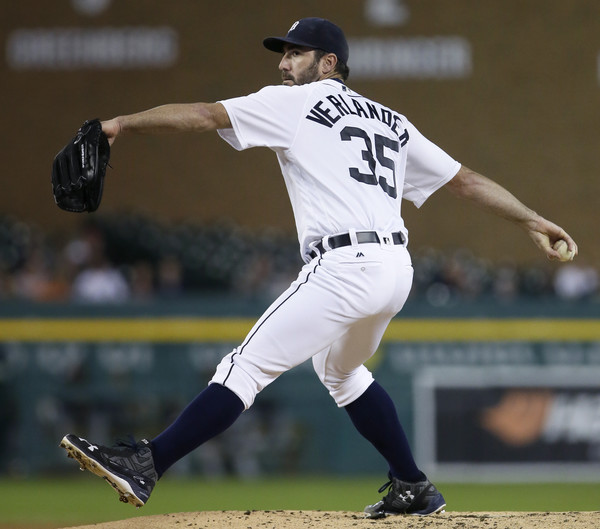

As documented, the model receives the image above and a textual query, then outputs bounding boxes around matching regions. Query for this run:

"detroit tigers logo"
[289,21,299,32]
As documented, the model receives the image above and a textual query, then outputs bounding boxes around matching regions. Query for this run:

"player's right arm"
[101,103,231,145]
[445,164,578,261]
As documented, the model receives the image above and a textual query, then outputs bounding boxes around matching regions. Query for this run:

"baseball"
[553,240,575,262]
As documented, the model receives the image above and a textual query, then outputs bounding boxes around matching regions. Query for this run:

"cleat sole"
[364,502,446,519]
[59,436,144,508]
[411,504,446,516]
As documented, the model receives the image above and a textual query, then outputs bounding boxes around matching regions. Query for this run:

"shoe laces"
[377,473,426,506]
[104,435,148,458]
[378,475,394,494]
[114,435,141,450]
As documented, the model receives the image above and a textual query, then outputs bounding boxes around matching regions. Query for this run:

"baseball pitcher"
[60,18,578,518]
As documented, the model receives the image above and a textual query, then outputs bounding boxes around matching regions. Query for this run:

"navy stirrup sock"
[344,381,426,483]
[151,383,244,478]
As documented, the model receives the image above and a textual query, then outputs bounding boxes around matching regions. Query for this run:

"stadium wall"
[1,300,599,481]
[2,1,599,265]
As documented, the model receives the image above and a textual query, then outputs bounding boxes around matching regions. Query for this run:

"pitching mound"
[57,510,599,529]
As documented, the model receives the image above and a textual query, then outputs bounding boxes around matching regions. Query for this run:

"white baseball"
[553,240,575,262]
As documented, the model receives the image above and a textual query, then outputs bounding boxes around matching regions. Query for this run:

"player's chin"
[282,79,296,86]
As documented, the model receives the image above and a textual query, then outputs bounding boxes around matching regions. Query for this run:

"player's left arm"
[101,102,231,145]
[444,164,578,261]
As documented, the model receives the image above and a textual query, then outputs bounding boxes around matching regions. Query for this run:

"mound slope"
[58,510,599,529]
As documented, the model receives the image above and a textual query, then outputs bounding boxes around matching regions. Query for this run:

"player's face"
[279,45,321,86]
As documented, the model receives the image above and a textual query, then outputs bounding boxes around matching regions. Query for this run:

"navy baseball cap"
[263,17,349,64]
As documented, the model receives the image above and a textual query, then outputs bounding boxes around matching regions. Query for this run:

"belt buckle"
[379,232,394,247]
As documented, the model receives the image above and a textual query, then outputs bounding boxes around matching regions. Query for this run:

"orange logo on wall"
[480,390,554,446]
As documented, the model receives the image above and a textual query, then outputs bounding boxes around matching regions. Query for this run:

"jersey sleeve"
[217,85,308,151]
[402,119,461,208]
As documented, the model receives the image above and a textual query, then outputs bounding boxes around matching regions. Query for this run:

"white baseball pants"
[211,242,413,409]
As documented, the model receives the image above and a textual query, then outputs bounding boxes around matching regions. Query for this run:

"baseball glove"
[52,119,110,213]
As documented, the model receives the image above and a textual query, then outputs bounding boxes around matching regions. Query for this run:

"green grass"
[1,476,599,526]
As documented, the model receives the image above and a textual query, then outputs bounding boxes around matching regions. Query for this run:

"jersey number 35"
[341,126,408,199]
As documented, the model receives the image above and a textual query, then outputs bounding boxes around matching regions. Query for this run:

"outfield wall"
[3,1,600,266]
[1,302,599,480]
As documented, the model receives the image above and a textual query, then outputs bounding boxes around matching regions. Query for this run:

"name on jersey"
[306,93,406,139]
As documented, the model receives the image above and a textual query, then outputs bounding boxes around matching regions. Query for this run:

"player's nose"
[278,55,289,71]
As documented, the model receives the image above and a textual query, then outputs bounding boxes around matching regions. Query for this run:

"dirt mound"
[57,510,599,529]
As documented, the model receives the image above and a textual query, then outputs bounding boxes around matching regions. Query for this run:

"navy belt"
[309,231,405,259]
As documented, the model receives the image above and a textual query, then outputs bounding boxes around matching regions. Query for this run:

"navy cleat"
[60,434,157,507]
[364,473,446,518]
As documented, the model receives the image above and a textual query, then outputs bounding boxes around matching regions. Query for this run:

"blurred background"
[0,0,599,522]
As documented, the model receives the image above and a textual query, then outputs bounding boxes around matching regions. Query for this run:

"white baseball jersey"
[218,79,460,260]
[212,79,461,410]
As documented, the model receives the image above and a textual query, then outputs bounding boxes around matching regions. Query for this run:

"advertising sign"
[414,366,600,480]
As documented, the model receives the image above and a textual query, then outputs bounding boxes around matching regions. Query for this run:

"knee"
[211,352,260,410]
[313,360,374,408]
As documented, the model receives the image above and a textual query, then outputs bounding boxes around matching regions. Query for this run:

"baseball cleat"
[364,473,446,518]
[60,434,158,507]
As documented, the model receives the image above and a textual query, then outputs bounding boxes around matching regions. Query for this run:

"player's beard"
[282,57,321,86]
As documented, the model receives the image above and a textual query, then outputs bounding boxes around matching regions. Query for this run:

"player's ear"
[320,53,338,75]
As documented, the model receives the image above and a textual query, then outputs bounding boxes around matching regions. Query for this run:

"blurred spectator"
[233,254,273,296]
[129,261,155,301]
[9,227,70,302]
[0,214,596,305]
[553,263,599,300]
[440,248,490,299]
[71,265,130,304]
[157,255,184,298]
[69,225,130,303]
[12,245,70,302]
[491,261,520,301]
[519,265,553,297]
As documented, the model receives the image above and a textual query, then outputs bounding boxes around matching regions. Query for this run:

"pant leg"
[211,243,412,410]
[312,244,413,406]
[211,256,356,408]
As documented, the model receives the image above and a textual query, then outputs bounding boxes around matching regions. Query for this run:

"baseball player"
[60,17,578,518]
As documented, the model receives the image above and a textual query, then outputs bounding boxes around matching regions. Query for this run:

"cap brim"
[263,36,316,53]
